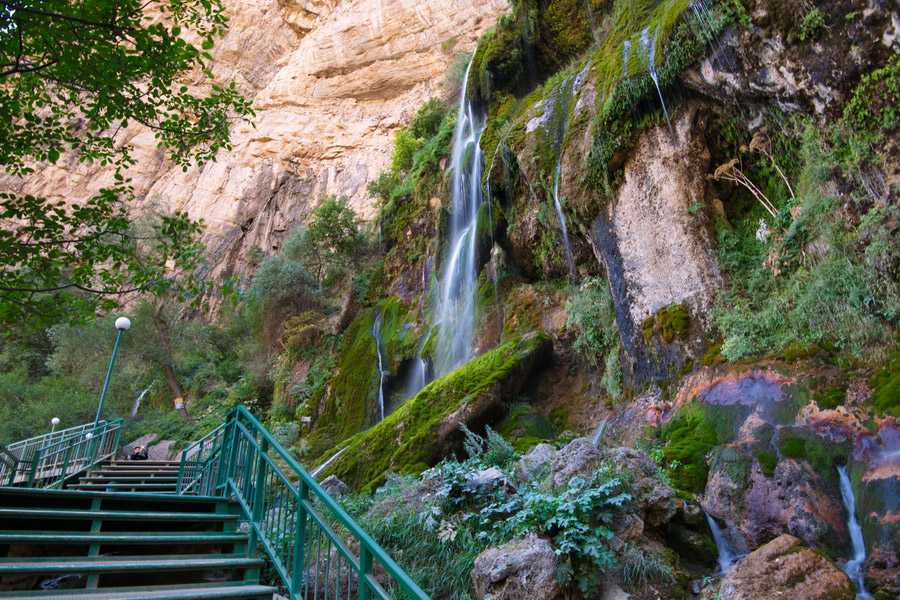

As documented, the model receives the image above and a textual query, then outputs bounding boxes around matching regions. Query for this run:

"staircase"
[0,484,276,599]
[67,461,181,494]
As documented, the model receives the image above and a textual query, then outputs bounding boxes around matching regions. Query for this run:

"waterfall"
[591,418,608,444]
[131,383,153,418]
[405,357,427,400]
[433,57,486,379]
[552,160,576,281]
[705,513,747,573]
[310,447,347,480]
[640,25,675,141]
[837,465,873,599]
[370,312,388,422]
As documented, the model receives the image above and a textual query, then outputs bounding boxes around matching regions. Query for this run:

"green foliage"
[842,55,900,145]
[656,303,689,343]
[0,0,253,328]
[814,385,845,410]
[301,195,366,287]
[798,7,824,41]
[566,276,624,399]
[712,122,897,363]
[618,545,675,589]
[459,423,519,470]
[468,468,630,597]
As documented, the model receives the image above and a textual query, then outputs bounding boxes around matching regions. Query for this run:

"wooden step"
[0,554,263,575]
[0,582,276,599]
[0,531,247,545]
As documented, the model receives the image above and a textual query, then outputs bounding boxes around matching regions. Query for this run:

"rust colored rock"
[719,534,855,600]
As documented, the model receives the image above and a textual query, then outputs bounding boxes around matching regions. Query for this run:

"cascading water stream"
[837,465,874,599]
[370,312,388,422]
[433,57,487,379]
[131,383,153,418]
[705,513,747,573]
[552,159,577,281]
[405,357,427,400]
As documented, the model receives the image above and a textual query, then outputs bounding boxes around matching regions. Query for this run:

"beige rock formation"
[719,534,855,600]
[12,0,509,280]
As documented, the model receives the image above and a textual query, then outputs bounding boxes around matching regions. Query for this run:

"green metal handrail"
[0,445,18,487]
[178,406,430,600]
[0,419,123,488]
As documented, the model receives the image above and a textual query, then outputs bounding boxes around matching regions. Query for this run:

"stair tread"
[0,486,223,502]
[68,483,178,489]
[0,582,276,599]
[0,531,247,543]
[0,508,238,520]
[0,554,264,573]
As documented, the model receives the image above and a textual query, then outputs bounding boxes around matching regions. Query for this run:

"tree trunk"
[163,362,190,419]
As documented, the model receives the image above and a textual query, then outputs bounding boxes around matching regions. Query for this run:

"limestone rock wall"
[15,0,508,280]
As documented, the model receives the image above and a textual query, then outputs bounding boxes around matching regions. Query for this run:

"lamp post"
[50,417,59,434]
[94,317,131,426]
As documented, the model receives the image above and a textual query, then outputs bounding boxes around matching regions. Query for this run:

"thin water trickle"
[622,39,632,78]
[837,465,874,599]
[642,25,676,142]
[552,159,576,281]
[370,312,387,422]
[311,447,347,480]
[591,418,608,444]
[433,57,487,379]
[131,383,153,418]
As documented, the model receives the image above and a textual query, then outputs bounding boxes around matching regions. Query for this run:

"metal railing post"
[292,480,309,598]
[359,547,373,600]
[247,437,269,554]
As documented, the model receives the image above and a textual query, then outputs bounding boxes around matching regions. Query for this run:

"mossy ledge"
[317,331,552,490]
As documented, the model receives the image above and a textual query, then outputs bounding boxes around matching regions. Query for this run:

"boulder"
[549,437,603,490]
[319,475,349,496]
[514,443,557,483]
[719,534,855,600]
[464,467,517,496]
[471,534,564,600]
[602,447,676,527]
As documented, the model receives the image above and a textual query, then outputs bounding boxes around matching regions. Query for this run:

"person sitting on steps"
[129,445,149,460]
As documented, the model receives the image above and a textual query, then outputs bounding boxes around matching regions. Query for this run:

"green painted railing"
[177,406,429,600]
[0,419,123,487]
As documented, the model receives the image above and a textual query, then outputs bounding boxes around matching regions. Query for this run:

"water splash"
[370,312,388,422]
[705,513,747,573]
[837,465,874,599]
[131,383,153,418]
[433,57,487,378]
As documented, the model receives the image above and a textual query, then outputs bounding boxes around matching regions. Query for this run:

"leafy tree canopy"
[0,0,255,329]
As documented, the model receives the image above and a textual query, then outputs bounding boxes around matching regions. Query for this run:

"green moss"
[869,351,900,416]
[549,407,568,428]
[660,403,730,493]
[780,434,807,459]
[657,303,689,343]
[319,332,552,490]
[375,296,420,372]
[333,312,379,420]
[756,451,778,477]
[642,315,655,341]
[784,341,820,362]
[700,341,723,366]
[814,385,846,410]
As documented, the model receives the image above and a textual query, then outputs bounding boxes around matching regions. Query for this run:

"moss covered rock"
[317,332,552,490]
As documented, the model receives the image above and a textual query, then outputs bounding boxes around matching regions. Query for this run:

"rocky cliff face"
[13,0,508,282]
